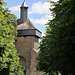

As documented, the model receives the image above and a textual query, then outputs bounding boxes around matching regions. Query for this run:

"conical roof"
[21,0,28,7]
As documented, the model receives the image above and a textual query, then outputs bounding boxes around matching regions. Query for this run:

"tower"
[15,0,42,75]
[20,0,28,23]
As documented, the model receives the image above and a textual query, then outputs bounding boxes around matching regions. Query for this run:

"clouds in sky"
[9,0,59,25]
[9,0,59,13]
[9,1,50,14]
[29,1,50,14]
[30,15,52,25]
[9,5,20,12]
[29,0,59,14]
[29,1,53,25]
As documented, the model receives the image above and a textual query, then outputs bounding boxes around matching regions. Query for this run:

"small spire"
[21,0,28,7]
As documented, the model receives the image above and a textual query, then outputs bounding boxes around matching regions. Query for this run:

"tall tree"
[0,0,19,75]
[37,0,75,75]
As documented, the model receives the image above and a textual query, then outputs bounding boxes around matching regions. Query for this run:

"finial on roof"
[21,0,28,7]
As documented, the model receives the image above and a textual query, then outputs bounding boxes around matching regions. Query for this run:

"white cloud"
[9,1,50,14]
[30,15,52,25]
[29,1,51,14]
[9,0,59,13]
[9,5,20,12]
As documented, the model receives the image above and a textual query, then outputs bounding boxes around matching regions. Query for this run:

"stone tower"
[15,0,42,75]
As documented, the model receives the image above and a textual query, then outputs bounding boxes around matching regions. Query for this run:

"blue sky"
[5,0,58,36]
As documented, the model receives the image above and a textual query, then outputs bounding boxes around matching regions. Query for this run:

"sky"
[4,0,59,36]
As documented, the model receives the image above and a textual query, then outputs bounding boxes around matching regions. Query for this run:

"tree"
[0,0,19,75]
[37,0,75,75]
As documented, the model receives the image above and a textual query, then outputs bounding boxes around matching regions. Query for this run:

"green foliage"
[18,65,25,75]
[37,0,75,75]
[0,0,19,75]
[43,72,59,75]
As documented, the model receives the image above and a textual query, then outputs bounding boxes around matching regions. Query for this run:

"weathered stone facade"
[15,0,42,75]
[15,36,42,75]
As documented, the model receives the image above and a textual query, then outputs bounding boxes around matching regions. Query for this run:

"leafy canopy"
[0,0,19,75]
[37,0,75,75]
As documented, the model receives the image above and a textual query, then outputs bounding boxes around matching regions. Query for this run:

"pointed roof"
[21,0,28,7]
[17,19,42,37]
[17,19,39,30]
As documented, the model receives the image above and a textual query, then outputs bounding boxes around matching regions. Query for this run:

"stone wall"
[15,36,42,75]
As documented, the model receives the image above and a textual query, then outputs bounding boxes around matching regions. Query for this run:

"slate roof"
[17,19,41,32]
[21,0,28,7]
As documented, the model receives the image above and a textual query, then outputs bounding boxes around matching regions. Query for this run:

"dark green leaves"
[37,0,75,75]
